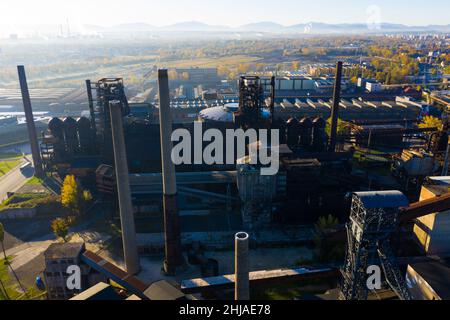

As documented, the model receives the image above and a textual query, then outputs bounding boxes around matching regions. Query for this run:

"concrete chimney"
[109,100,140,275]
[328,61,343,153]
[235,232,250,301]
[85,79,97,135]
[158,69,183,275]
[17,66,43,177]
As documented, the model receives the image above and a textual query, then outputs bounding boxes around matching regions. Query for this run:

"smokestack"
[328,61,343,153]
[270,76,276,125]
[158,69,183,275]
[17,66,43,177]
[109,100,140,275]
[85,79,97,135]
[235,232,250,301]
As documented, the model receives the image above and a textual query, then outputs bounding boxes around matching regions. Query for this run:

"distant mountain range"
[85,21,450,34]
[6,21,450,37]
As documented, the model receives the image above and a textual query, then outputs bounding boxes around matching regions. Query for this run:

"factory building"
[406,260,450,300]
[366,80,383,93]
[200,97,425,124]
[175,67,219,84]
[43,243,107,300]
[413,177,450,255]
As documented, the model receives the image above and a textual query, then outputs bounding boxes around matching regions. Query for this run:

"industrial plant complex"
[1,4,450,308]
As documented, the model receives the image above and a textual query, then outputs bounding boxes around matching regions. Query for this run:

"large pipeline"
[399,191,450,223]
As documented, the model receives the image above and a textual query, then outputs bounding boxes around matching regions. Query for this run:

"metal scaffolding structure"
[339,191,413,300]
[234,76,275,130]
[89,78,130,165]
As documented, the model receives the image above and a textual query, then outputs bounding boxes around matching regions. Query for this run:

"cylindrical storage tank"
[63,117,78,155]
[273,118,287,145]
[48,117,64,139]
[312,117,327,152]
[77,117,93,155]
[299,117,313,147]
[48,117,65,161]
[235,232,250,301]
[286,117,300,148]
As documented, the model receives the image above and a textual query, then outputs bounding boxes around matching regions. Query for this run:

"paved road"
[0,157,35,202]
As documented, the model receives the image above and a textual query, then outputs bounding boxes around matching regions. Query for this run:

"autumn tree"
[61,174,93,216]
[255,63,266,72]
[61,175,81,215]
[237,64,251,74]
[51,218,71,242]
[167,70,179,80]
[419,116,443,131]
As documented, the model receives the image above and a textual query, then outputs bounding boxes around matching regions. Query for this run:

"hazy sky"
[0,0,449,27]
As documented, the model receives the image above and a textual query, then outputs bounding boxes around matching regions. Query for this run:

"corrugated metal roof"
[70,282,122,301]
[44,243,85,259]
[408,260,450,300]
[353,191,409,209]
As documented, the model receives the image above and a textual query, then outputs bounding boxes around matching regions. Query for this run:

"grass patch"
[0,258,45,300]
[26,176,44,186]
[251,279,336,300]
[0,193,60,211]
[0,159,21,178]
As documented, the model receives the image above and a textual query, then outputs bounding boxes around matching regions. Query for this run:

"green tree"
[326,117,350,136]
[313,215,345,263]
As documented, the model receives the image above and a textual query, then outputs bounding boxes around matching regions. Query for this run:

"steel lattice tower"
[339,191,413,300]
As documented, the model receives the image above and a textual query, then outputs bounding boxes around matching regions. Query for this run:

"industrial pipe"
[17,66,43,177]
[442,139,450,176]
[158,69,183,275]
[328,61,343,152]
[109,100,140,275]
[235,232,250,301]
